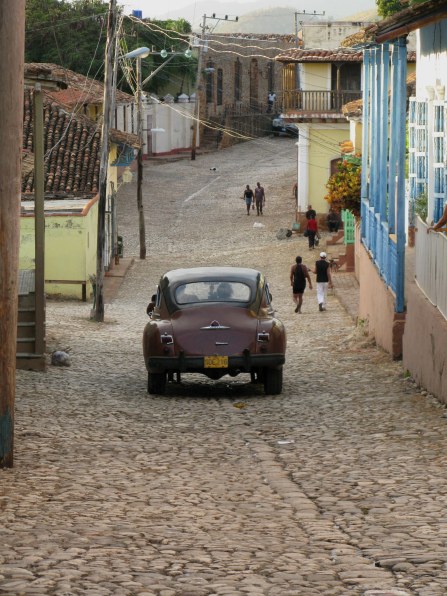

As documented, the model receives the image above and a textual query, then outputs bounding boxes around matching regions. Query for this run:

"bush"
[325,157,361,217]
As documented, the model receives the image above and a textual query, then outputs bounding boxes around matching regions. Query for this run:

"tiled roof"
[22,89,140,195]
[22,88,101,195]
[26,62,134,106]
[368,0,447,43]
[277,46,416,63]
[276,48,364,63]
[341,29,376,47]
[342,72,417,118]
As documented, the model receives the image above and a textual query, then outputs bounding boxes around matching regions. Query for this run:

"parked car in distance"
[143,267,286,396]
[272,117,299,137]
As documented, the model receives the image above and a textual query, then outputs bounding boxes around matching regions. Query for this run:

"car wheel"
[263,367,283,395]
[148,372,166,395]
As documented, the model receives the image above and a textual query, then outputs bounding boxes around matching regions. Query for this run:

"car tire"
[148,372,166,395]
[263,367,283,395]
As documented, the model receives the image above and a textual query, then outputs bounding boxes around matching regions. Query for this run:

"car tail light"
[161,333,173,345]
[257,332,269,342]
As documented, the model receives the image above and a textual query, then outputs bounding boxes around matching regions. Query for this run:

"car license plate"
[204,355,228,368]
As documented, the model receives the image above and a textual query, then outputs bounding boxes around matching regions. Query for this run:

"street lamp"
[123,46,150,260]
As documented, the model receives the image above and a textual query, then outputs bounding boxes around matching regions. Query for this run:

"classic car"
[272,117,299,137]
[143,267,286,395]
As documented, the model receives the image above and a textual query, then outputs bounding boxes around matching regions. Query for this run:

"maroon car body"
[143,267,286,395]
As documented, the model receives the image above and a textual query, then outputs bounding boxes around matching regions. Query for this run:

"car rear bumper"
[146,353,285,373]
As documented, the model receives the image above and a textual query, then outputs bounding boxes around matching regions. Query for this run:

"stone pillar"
[297,124,310,214]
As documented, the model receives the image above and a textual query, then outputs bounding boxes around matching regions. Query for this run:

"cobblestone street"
[3,138,447,595]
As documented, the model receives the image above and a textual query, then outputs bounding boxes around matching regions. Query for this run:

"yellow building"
[20,197,98,300]
[20,84,139,300]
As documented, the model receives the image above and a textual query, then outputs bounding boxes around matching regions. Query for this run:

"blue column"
[395,37,408,313]
[361,50,371,240]
[370,47,379,211]
[378,43,390,222]
[388,42,399,234]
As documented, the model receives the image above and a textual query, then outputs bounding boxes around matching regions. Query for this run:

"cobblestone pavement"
[3,138,447,595]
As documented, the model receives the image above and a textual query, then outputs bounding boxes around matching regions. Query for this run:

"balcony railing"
[278,90,362,114]
[415,217,447,320]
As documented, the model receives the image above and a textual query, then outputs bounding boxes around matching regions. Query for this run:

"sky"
[120,0,377,21]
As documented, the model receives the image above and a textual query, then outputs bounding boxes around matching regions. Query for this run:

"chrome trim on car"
[201,320,230,330]
[257,332,270,342]
[215,341,229,345]
[161,333,174,345]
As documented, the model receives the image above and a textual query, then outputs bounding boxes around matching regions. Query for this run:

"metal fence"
[342,210,355,245]
[415,217,447,320]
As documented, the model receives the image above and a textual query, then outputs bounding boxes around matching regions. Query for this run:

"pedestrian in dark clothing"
[306,215,318,249]
[312,252,333,311]
[327,208,341,233]
[306,205,316,220]
[254,182,265,215]
[290,256,312,313]
[243,185,254,215]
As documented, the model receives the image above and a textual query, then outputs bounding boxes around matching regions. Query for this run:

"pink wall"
[403,280,447,404]
[357,240,405,358]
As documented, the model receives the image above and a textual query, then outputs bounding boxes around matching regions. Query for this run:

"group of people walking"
[290,251,333,313]
[243,183,265,216]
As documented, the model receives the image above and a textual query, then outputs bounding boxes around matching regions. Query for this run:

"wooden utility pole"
[95,0,117,322]
[33,84,46,360]
[191,14,206,161]
[0,0,26,468]
[136,56,147,260]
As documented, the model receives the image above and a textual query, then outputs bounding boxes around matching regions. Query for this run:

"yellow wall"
[302,63,331,92]
[308,126,349,214]
[19,200,98,300]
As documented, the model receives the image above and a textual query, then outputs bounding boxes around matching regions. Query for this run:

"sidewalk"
[332,270,359,323]
[104,257,134,303]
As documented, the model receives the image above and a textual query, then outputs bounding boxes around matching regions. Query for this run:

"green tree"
[376,0,427,17]
[25,0,195,96]
[376,0,404,17]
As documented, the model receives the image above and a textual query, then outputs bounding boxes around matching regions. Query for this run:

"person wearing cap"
[312,252,333,311]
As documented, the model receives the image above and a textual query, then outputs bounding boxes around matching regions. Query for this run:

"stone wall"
[201,34,295,118]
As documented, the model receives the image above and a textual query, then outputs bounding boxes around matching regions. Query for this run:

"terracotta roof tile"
[26,62,133,106]
[22,86,140,196]
[368,0,447,43]
[276,48,364,63]
[22,88,101,195]
[277,46,416,63]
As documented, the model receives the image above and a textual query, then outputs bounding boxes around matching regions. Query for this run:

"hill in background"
[154,1,378,32]
[211,6,380,35]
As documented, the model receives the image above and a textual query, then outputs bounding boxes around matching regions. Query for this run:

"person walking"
[243,184,254,215]
[305,205,316,220]
[290,256,312,313]
[254,182,265,215]
[312,251,333,312]
[327,208,341,233]
[306,214,318,250]
[267,91,276,113]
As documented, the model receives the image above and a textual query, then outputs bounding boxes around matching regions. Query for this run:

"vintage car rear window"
[175,281,251,304]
